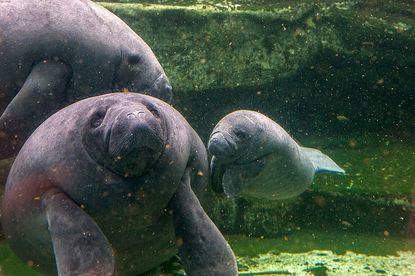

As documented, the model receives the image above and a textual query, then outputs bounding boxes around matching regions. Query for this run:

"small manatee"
[208,110,345,200]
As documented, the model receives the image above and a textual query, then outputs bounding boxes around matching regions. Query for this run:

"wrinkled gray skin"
[0,0,172,159]
[2,94,237,276]
[208,110,343,200]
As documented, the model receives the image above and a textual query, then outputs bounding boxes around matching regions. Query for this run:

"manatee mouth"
[208,131,237,158]
[107,139,164,178]
[107,128,164,159]
[104,112,165,178]
[111,147,162,178]
[233,152,271,166]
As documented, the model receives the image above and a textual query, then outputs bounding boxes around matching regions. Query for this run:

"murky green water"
[1,0,414,275]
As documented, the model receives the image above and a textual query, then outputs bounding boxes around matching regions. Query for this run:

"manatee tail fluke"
[301,147,345,175]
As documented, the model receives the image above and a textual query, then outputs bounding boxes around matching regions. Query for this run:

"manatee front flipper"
[169,170,237,276]
[41,188,115,276]
[0,61,71,159]
[210,156,226,194]
[212,156,266,198]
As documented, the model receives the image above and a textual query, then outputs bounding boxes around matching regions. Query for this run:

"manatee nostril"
[149,74,173,103]
[127,111,146,119]
[208,133,226,154]
[163,82,172,96]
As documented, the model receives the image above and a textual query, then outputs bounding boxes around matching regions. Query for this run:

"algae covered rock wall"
[95,0,415,237]
[98,0,414,137]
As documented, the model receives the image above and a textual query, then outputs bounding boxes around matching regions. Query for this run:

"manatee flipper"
[41,188,115,276]
[210,156,225,194]
[221,158,267,197]
[0,61,71,159]
[301,147,345,175]
[211,156,266,197]
[169,170,237,276]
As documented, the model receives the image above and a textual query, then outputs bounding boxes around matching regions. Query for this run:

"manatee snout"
[108,107,164,177]
[109,108,164,156]
[208,132,236,157]
[145,73,173,103]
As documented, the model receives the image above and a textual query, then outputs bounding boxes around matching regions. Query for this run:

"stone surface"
[97,0,414,137]
[230,229,415,274]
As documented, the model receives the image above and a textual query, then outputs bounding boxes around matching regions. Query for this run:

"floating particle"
[341,220,352,227]
[313,195,326,207]
[176,237,183,247]
[336,115,349,121]
[197,171,204,176]
[348,138,357,148]
[376,78,384,85]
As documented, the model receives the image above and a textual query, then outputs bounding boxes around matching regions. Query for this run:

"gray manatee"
[208,110,345,200]
[0,0,172,159]
[2,93,237,276]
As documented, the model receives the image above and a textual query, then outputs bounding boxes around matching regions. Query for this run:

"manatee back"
[0,0,126,98]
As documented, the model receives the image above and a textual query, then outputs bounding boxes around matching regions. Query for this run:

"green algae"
[0,242,41,276]
[97,0,414,96]
[98,1,320,94]
[3,229,415,275]
[228,230,415,274]
[96,0,414,141]
[228,229,415,257]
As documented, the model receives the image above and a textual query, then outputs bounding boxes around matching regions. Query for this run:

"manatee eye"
[144,102,161,119]
[149,107,160,119]
[90,109,107,128]
[234,130,247,140]
[128,54,141,65]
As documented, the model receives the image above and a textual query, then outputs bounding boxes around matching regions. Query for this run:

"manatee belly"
[231,154,315,200]
[94,209,177,275]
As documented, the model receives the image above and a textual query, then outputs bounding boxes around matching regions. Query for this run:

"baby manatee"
[2,94,237,276]
[0,0,172,159]
[208,110,345,200]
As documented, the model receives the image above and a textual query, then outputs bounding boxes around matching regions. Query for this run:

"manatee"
[208,110,345,200]
[0,0,172,159]
[2,93,237,275]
